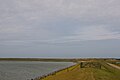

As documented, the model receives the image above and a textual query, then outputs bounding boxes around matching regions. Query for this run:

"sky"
[0,0,120,58]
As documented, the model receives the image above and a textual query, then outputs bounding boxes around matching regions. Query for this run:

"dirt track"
[107,63,120,70]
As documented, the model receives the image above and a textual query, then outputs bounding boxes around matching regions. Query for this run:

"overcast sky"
[0,0,120,58]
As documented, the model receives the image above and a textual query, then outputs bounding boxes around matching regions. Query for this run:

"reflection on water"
[0,61,73,80]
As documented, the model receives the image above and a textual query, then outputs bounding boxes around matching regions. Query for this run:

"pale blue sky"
[0,0,120,58]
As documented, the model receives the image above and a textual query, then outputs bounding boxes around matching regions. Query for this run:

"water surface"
[0,61,74,80]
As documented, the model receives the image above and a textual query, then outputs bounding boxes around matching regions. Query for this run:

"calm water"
[0,61,74,80]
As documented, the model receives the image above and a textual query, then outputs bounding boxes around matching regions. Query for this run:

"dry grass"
[43,65,95,80]
[41,62,120,80]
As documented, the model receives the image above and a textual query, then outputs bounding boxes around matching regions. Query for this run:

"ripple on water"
[0,61,74,80]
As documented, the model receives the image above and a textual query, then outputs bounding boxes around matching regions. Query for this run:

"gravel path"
[107,63,120,70]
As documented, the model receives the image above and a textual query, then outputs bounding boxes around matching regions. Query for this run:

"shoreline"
[0,58,119,62]
[0,58,77,62]
[33,63,78,80]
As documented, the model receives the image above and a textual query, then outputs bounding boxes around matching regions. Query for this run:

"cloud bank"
[0,0,120,57]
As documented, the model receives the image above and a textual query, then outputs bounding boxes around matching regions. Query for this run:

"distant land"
[0,58,119,62]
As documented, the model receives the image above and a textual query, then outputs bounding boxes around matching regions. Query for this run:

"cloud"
[0,0,120,58]
[0,0,120,45]
[45,25,120,43]
[1,0,120,21]
[1,25,119,45]
[74,25,120,40]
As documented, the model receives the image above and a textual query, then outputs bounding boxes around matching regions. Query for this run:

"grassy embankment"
[1,58,120,80]
[41,61,120,80]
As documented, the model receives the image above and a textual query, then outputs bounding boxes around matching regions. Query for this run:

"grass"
[1,58,119,80]
[116,64,120,67]
[42,65,95,80]
[40,62,120,80]
[93,61,120,80]
[93,68,120,80]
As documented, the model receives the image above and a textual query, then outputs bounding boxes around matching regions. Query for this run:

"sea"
[0,61,74,80]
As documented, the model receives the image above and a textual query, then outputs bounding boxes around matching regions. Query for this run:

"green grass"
[93,68,120,80]
[40,61,120,80]
[93,61,120,80]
